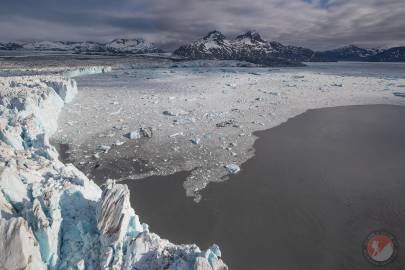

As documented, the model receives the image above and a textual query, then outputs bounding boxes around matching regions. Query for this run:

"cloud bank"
[1,0,404,50]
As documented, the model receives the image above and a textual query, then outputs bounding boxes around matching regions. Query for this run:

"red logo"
[363,231,398,266]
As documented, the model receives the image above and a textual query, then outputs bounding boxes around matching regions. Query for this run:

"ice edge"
[0,67,227,270]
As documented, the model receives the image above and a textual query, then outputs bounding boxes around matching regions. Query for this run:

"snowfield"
[54,64,405,202]
[0,68,227,269]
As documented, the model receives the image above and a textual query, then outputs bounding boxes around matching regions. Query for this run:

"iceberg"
[0,68,227,269]
[225,164,241,175]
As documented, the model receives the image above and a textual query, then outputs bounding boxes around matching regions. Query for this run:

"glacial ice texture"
[0,68,227,269]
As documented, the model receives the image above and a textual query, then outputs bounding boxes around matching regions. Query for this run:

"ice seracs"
[0,218,47,270]
[0,67,227,269]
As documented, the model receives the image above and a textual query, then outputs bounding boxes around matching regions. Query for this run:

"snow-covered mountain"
[20,41,76,51]
[0,42,23,50]
[174,31,405,63]
[2,34,405,62]
[367,47,405,62]
[174,31,233,59]
[105,38,162,54]
[0,39,163,54]
[311,45,381,61]
[174,30,310,66]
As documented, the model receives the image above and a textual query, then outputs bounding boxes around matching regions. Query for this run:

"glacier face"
[0,68,227,270]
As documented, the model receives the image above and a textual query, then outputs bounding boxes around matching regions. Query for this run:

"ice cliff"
[0,68,227,269]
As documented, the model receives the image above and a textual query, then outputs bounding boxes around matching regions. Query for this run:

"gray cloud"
[0,0,404,50]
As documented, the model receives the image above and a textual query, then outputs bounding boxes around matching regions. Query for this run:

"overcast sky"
[1,0,405,50]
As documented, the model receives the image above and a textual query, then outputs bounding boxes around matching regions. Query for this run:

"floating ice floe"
[114,140,125,146]
[97,144,111,153]
[163,109,189,116]
[113,124,129,130]
[125,130,141,140]
[125,127,153,140]
[225,83,237,88]
[225,164,241,175]
[173,117,196,125]
[169,132,184,138]
[140,127,153,138]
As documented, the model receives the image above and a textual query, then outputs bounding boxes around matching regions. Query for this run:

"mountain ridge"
[1,32,404,64]
[173,30,405,64]
[0,38,163,54]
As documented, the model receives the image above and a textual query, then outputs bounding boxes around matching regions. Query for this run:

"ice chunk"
[0,218,46,270]
[113,124,129,130]
[0,165,29,206]
[216,119,236,128]
[174,117,196,125]
[97,183,134,243]
[140,127,153,138]
[97,182,141,268]
[126,130,141,140]
[169,132,184,138]
[194,257,212,270]
[41,78,78,103]
[125,127,153,139]
[163,109,189,116]
[114,140,125,146]
[225,164,241,174]
[97,144,111,153]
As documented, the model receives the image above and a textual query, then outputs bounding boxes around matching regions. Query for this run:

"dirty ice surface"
[54,61,405,201]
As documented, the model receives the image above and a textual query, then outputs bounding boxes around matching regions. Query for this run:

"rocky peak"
[203,31,226,42]
[235,31,265,43]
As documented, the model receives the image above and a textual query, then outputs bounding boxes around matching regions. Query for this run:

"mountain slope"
[105,38,163,54]
[174,31,405,63]
[173,31,234,59]
[311,45,381,61]
[174,30,308,66]
[0,42,23,50]
[367,47,405,62]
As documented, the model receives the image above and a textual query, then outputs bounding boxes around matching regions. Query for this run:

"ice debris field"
[54,63,405,202]
[0,67,227,269]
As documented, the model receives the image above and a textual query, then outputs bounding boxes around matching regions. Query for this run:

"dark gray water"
[123,105,405,270]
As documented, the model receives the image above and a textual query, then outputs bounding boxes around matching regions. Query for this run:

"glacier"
[0,68,227,270]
